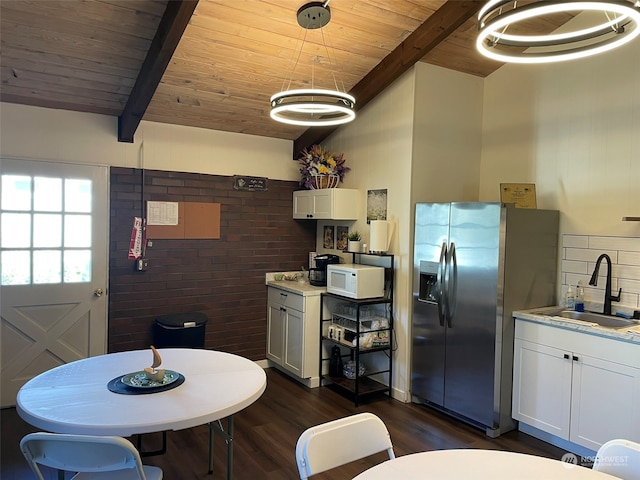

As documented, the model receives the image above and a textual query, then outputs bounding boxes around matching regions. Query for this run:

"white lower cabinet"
[513,339,573,439]
[267,286,320,386]
[513,319,640,452]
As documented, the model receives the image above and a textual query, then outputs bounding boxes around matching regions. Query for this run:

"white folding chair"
[593,438,640,480]
[295,412,395,479]
[20,432,163,480]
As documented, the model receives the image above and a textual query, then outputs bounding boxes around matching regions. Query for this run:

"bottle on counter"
[566,285,575,310]
[575,281,585,312]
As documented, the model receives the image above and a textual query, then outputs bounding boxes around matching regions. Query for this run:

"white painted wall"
[411,63,483,204]
[480,23,640,237]
[0,103,296,179]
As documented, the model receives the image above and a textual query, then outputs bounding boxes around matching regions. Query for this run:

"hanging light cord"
[269,1,356,127]
[494,2,514,47]
[319,15,346,93]
[282,19,309,93]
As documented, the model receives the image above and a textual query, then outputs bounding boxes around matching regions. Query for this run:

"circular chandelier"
[270,1,356,127]
[270,89,355,126]
[476,0,640,64]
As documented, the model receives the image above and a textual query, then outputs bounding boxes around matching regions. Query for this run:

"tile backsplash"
[562,235,640,315]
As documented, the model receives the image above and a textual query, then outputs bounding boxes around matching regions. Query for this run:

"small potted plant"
[347,231,361,252]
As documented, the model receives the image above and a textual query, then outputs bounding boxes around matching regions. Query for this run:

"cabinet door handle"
[572,355,579,362]
[563,353,570,359]
[280,307,286,312]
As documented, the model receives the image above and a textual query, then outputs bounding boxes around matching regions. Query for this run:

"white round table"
[352,449,618,479]
[16,348,266,479]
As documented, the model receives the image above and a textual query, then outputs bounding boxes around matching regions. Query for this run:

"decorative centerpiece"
[298,144,350,190]
[144,345,165,382]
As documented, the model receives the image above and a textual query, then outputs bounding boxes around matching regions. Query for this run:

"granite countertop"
[514,306,640,345]
[265,272,326,296]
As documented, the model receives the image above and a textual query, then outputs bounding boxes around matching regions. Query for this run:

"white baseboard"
[518,422,596,460]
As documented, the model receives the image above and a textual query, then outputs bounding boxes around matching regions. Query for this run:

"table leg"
[209,420,214,474]
[227,416,234,480]
[137,431,167,457]
[208,416,234,479]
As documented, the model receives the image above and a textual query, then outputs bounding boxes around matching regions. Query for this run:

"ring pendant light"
[477,0,640,63]
[270,1,356,126]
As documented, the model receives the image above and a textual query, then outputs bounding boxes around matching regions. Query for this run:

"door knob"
[94,288,104,297]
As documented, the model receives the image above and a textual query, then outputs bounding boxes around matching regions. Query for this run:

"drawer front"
[515,318,640,368]
[268,287,305,312]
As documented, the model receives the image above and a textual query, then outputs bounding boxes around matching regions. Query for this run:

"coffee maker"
[309,254,340,286]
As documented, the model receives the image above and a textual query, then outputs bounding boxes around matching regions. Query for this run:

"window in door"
[1,174,93,285]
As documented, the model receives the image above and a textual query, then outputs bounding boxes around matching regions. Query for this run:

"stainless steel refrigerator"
[411,202,559,437]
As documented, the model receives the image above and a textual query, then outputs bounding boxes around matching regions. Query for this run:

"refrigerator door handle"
[437,242,447,327]
[446,242,458,327]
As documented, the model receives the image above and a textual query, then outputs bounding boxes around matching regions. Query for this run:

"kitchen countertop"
[513,306,640,345]
[265,272,326,296]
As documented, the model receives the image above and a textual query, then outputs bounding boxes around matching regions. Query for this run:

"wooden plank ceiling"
[0,0,572,151]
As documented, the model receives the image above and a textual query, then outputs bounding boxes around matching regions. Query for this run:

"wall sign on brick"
[233,175,268,191]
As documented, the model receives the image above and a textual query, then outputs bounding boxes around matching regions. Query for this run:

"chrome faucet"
[588,254,621,315]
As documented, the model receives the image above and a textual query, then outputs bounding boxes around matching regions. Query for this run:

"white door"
[267,301,285,365]
[1,158,109,407]
[512,338,573,440]
[284,307,304,376]
[570,354,640,450]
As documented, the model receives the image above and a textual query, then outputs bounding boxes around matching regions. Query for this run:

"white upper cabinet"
[293,189,359,220]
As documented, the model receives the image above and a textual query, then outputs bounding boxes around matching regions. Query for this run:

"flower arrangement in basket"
[298,144,350,190]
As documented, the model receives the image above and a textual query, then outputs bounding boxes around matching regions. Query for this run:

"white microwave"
[326,264,384,299]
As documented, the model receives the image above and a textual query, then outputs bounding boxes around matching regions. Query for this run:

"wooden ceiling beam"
[293,0,484,157]
[118,0,198,143]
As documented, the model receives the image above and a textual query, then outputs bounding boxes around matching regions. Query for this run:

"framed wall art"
[336,226,348,251]
[367,189,387,223]
[323,225,335,249]
[500,183,537,208]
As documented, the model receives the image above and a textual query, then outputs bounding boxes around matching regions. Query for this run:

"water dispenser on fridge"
[418,260,439,303]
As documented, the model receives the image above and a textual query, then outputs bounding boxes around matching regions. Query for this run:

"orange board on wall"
[146,202,220,239]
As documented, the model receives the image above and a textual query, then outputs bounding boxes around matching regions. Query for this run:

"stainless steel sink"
[559,310,638,329]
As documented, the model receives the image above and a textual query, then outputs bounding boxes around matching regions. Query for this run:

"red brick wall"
[109,168,315,359]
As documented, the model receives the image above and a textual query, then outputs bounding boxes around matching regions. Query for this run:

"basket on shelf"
[310,174,339,189]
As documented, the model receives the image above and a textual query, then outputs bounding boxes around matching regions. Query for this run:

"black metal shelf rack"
[319,252,394,406]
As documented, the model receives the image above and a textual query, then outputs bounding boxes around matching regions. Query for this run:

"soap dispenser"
[575,281,585,312]
[566,285,575,310]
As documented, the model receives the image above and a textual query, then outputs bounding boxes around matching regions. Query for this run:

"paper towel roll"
[370,220,388,253]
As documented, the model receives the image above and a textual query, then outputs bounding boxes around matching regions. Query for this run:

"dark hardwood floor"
[2,367,567,479]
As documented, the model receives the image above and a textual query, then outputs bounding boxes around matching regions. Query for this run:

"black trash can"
[154,312,208,348]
